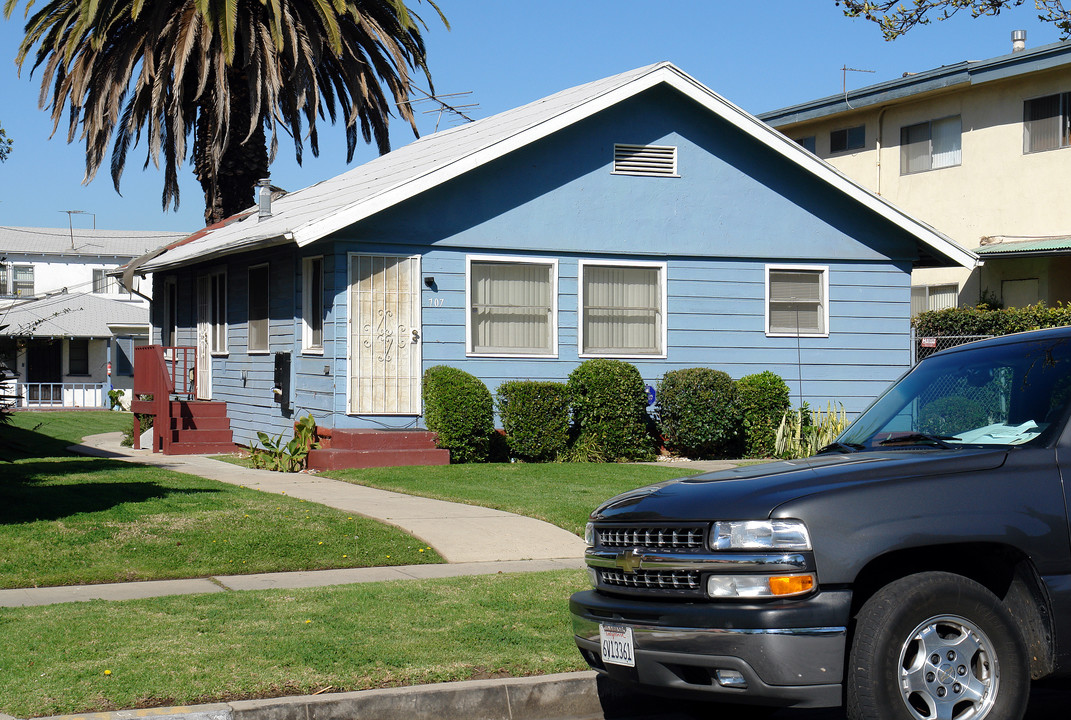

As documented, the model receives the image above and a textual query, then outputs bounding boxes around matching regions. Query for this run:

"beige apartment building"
[760,34,1071,314]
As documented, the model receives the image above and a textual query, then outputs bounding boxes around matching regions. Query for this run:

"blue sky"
[0,1,1062,232]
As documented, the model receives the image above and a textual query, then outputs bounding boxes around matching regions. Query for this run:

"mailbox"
[273,352,291,408]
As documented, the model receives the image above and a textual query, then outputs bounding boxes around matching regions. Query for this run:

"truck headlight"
[710,520,811,551]
[585,522,595,547]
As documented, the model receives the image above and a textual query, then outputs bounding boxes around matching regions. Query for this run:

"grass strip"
[3,410,134,459]
[0,569,588,717]
[317,463,704,535]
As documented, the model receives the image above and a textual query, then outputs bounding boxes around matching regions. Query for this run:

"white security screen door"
[349,254,422,414]
[196,275,212,399]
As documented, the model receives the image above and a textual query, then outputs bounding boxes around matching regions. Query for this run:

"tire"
[847,572,1029,720]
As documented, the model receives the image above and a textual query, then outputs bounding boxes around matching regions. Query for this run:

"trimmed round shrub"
[656,368,738,458]
[567,359,655,462]
[422,365,494,463]
[736,371,791,458]
[497,380,570,462]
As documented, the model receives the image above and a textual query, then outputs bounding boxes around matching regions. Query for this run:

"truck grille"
[598,526,705,550]
[601,568,701,591]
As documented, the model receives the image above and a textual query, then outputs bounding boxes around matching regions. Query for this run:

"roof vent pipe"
[257,178,272,220]
[1012,29,1027,53]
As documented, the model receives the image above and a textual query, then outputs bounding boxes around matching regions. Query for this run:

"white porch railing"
[5,381,107,409]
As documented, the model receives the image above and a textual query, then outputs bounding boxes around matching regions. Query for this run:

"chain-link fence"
[911,331,995,365]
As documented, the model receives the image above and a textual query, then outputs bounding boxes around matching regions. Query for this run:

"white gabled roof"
[139,62,976,273]
[1,226,187,259]
[1,292,148,338]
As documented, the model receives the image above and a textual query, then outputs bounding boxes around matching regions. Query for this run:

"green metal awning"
[974,237,1071,256]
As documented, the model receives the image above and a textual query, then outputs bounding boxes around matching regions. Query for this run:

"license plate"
[599,624,635,667]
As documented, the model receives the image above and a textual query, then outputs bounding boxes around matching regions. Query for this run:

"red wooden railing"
[131,345,196,453]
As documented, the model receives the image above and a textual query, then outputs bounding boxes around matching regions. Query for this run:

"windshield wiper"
[877,433,959,449]
[817,441,866,455]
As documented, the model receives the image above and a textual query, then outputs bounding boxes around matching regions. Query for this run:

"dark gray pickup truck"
[570,327,1071,720]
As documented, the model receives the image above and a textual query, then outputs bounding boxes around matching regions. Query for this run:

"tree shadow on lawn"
[0,458,220,524]
[0,421,105,460]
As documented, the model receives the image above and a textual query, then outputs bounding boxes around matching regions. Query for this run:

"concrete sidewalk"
[72,433,587,564]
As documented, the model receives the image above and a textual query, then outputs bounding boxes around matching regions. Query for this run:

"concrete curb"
[32,672,603,720]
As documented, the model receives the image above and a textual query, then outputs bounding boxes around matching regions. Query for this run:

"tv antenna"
[402,86,479,131]
[841,65,876,109]
[59,209,95,249]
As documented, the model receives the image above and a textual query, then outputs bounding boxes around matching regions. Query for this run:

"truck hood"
[591,449,1008,522]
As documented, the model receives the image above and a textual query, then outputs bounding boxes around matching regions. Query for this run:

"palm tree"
[4,0,446,224]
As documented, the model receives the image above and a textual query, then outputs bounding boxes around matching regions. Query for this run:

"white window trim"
[302,256,325,355]
[764,264,830,338]
[247,263,270,355]
[578,259,668,359]
[208,267,228,357]
[465,254,558,358]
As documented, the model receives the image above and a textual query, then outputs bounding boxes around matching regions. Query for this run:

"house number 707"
[427,298,444,307]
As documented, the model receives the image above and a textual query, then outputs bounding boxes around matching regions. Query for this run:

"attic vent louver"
[613,144,678,177]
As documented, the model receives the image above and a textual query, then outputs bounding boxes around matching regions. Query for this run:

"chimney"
[257,177,272,220]
[1012,29,1027,53]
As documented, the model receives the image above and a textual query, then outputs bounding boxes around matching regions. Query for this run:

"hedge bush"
[497,380,570,462]
[656,368,738,458]
[422,366,495,463]
[567,359,655,462]
[736,371,791,458]
[913,303,1071,337]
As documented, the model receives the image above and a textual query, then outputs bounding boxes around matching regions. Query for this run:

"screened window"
[796,136,817,153]
[911,284,958,317]
[248,265,269,353]
[901,116,961,174]
[302,256,324,352]
[13,265,33,296]
[766,266,828,336]
[830,125,865,153]
[468,258,556,356]
[1024,92,1070,153]
[580,262,665,356]
[68,338,89,375]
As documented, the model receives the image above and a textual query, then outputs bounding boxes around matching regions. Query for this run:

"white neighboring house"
[0,226,187,409]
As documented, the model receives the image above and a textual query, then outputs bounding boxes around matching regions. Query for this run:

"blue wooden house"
[129,63,976,464]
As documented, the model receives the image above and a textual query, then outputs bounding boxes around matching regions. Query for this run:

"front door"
[349,254,422,414]
[196,275,212,399]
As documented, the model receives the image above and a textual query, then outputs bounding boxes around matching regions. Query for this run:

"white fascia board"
[140,231,295,273]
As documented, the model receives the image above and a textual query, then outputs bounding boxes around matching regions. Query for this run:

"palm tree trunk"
[195,68,269,226]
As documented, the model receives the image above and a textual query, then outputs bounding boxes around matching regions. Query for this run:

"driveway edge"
[31,672,602,720]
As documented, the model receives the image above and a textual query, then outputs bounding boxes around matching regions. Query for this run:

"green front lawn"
[321,462,704,536]
[0,569,589,717]
[0,412,442,588]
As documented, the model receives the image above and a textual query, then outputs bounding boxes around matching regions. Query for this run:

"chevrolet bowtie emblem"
[615,548,643,574]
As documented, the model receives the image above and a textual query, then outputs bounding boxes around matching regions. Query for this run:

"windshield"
[838,336,1071,450]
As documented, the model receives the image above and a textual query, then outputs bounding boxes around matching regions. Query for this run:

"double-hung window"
[579,261,666,357]
[1024,92,1071,153]
[467,257,556,356]
[247,264,270,353]
[92,269,117,294]
[901,116,961,173]
[766,266,829,337]
[13,265,33,296]
[302,256,324,353]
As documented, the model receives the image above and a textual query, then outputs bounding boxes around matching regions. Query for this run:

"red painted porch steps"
[165,400,236,454]
[307,428,450,470]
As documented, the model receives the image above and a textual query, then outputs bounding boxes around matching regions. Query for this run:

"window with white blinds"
[901,116,961,174]
[766,266,828,337]
[248,264,269,353]
[468,257,556,356]
[910,284,958,317]
[13,265,33,297]
[580,261,666,356]
[1024,93,1070,153]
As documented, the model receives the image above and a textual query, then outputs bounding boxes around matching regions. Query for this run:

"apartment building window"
[796,136,817,153]
[0,265,7,296]
[766,266,829,337]
[247,264,270,353]
[830,125,865,153]
[68,338,89,375]
[911,284,958,316]
[92,268,119,294]
[467,257,556,356]
[13,265,33,296]
[901,116,961,174]
[1024,92,1071,153]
